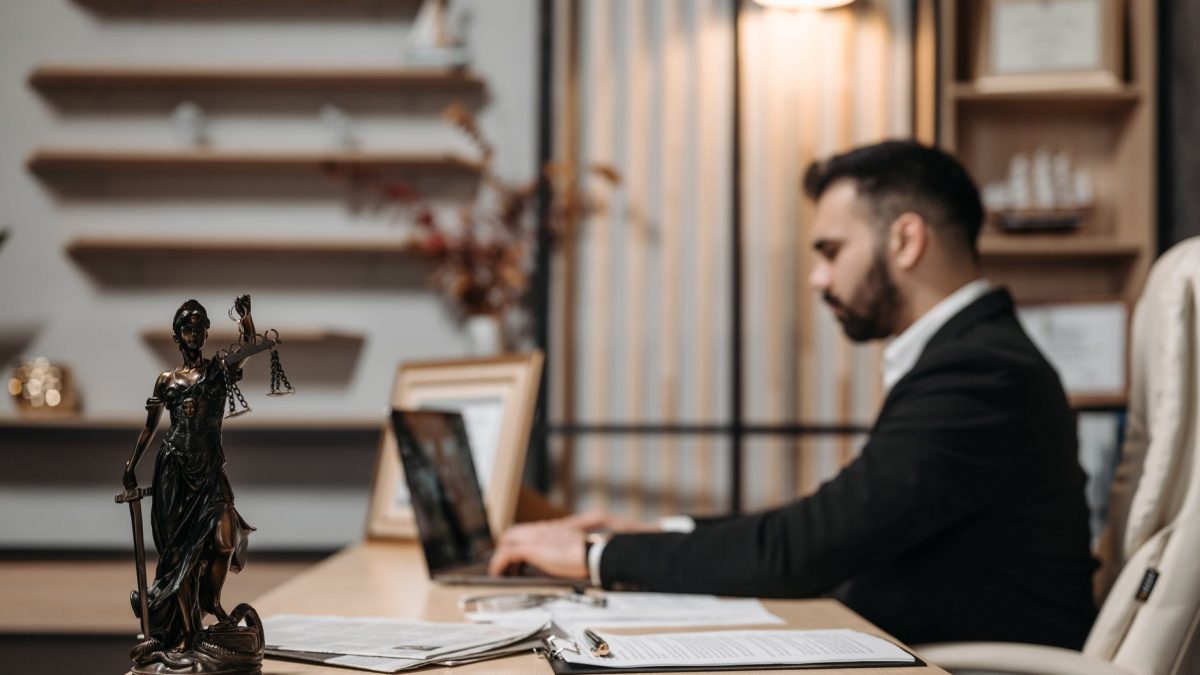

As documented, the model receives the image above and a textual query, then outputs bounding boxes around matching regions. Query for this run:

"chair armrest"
[915,642,1133,675]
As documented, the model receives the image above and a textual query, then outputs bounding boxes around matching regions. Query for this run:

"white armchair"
[918,238,1200,675]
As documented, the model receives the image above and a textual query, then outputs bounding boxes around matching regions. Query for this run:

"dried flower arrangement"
[323,105,619,323]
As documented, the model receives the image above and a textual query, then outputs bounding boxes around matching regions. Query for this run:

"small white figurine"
[982,182,1011,212]
[1031,146,1055,209]
[1052,152,1074,206]
[403,0,470,68]
[1007,153,1030,210]
[1073,168,1095,208]
[172,101,209,148]
[319,104,357,150]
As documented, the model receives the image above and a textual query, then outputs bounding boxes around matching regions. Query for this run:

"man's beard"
[822,250,900,343]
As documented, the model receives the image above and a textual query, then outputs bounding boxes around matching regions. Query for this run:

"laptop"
[390,408,581,587]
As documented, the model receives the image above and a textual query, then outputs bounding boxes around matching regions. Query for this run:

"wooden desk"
[0,558,313,635]
[251,541,947,674]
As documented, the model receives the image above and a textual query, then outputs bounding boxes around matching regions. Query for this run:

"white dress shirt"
[882,278,992,393]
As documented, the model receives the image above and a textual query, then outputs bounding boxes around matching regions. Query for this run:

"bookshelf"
[934,1,1157,307]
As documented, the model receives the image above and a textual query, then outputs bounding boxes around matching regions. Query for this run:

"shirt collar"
[883,278,993,393]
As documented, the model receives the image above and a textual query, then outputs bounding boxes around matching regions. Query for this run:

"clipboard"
[539,639,927,673]
[543,653,928,674]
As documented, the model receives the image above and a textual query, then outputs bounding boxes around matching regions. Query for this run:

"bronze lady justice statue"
[119,295,287,674]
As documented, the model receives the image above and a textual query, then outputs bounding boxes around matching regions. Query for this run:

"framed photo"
[972,0,1123,92]
[1016,299,1128,405]
[366,351,544,540]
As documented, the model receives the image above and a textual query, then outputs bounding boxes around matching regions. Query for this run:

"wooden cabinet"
[934,0,1157,306]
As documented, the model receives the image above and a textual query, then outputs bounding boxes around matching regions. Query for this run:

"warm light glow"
[753,0,855,9]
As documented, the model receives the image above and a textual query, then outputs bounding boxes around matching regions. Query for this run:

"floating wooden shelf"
[141,326,363,346]
[0,415,382,432]
[1069,394,1128,410]
[74,0,417,9]
[29,65,485,95]
[951,83,1142,111]
[66,236,423,261]
[28,150,482,177]
[978,235,1142,260]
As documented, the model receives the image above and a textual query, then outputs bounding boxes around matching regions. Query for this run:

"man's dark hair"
[802,140,984,258]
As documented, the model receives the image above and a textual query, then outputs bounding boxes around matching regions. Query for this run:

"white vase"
[465,314,502,355]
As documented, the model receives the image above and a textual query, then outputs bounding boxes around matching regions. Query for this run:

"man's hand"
[487,521,588,580]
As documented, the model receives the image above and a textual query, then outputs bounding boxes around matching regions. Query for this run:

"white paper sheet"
[263,614,542,661]
[268,638,545,673]
[558,628,916,668]
[467,592,783,631]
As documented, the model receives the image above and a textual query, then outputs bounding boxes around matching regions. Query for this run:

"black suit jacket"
[600,288,1098,649]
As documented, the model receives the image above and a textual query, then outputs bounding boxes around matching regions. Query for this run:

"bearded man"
[489,140,1098,649]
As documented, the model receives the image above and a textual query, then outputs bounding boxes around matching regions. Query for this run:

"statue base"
[132,661,260,675]
[131,604,264,675]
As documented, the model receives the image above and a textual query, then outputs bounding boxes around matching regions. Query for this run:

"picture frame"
[366,351,544,540]
[972,0,1124,93]
[1015,299,1128,406]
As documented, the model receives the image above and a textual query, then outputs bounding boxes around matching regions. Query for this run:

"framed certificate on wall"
[1016,300,1128,405]
[973,0,1123,92]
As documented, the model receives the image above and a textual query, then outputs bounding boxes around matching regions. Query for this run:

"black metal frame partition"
[528,0,871,516]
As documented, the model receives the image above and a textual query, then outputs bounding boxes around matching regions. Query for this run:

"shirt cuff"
[588,517,694,586]
[587,536,608,587]
[658,515,696,533]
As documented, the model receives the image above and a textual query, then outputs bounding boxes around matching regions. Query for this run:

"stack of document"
[466,592,784,631]
[550,628,919,671]
[263,614,545,673]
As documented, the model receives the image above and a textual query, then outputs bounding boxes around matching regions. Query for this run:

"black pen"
[582,628,611,658]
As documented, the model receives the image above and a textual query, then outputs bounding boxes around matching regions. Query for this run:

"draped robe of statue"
[143,357,254,649]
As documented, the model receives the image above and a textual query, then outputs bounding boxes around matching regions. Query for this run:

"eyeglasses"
[458,588,607,613]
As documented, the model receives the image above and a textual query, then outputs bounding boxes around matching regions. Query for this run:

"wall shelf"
[73,0,420,10]
[66,236,422,261]
[28,150,482,177]
[0,415,381,433]
[950,83,1142,112]
[935,0,1156,306]
[1070,394,1129,411]
[29,65,485,95]
[140,326,364,346]
[978,236,1143,260]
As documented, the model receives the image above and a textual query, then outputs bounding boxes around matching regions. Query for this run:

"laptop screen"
[390,409,494,573]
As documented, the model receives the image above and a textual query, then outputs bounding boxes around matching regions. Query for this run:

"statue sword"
[115,486,154,641]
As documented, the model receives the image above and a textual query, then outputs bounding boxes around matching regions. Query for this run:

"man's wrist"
[584,532,611,587]
[657,515,696,533]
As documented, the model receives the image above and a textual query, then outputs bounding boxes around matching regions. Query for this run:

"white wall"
[0,0,537,421]
[0,0,538,549]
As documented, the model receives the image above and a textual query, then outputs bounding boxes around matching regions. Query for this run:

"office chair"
[917,237,1200,675]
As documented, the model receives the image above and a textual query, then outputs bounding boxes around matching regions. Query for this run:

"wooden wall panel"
[553,0,910,516]
[741,1,911,509]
